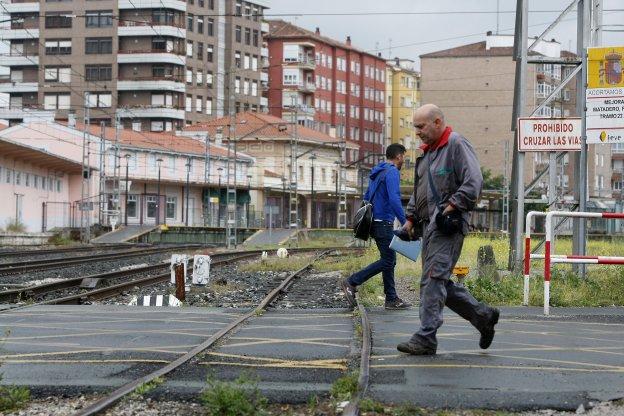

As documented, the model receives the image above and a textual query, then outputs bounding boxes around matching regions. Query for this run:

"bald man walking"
[397,104,499,355]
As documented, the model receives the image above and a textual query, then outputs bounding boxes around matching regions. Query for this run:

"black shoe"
[340,279,357,308]
[385,298,412,310]
[479,308,500,349]
[397,341,436,355]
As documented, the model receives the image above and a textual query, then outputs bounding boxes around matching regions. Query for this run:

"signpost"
[586,46,624,144]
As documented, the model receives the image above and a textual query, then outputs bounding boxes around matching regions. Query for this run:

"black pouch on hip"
[435,209,463,236]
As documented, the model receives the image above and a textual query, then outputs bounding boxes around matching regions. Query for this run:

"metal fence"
[41,202,72,232]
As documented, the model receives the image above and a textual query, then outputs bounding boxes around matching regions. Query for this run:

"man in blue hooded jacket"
[341,143,412,310]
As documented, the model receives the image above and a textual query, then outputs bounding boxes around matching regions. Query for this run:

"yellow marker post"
[453,266,469,284]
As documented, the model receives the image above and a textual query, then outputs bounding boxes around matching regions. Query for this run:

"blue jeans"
[348,221,398,301]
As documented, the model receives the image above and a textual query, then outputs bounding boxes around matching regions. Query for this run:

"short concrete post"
[175,262,186,302]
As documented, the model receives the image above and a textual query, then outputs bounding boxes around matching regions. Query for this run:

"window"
[45,12,72,28]
[251,81,257,97]
[15,171,21,186]
[196,96,202,113]
[235,51,241,68]
[45,39,71,55]
[244,28,251,45]
[235,1,242,16]
[85,37,112,54]
[244,4,251,19]
[244,53,250,69]
[85,10,112,27]
[186,40,193,57]
[206,71,213,87]
[85,65,111,81]
[166,197,176,219]
[186,13,193,31]
[206,98,212,115]
[197,42,203,60]
[146,196,157,218]
[207,18,214,36]
[252,6,259,21]
[44,93,70,110]
[186,95,192,112]
[87,92,111,108]
[151,121,164,132]
[152,66,173,78]
[235,25,242,43]
[252,30,259,47]
[127,195,137,217]
[197,70,203,85]
[152,10,175,25]
[197,17,203,34]
[235,77,241,93]
[151,93,174,107]
[252,55,258,71]
[208,0,214,9]
[207,44,213,62]
[186,68,193,84]
[44,66,71,83]
[243,79,249,95]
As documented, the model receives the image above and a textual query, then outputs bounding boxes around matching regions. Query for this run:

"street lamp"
[334,160,340,228]
[124,153,131,226]
[217,167,223,227]
[246,174,252,227]
[309,153,317,228]
[156,157,163,225]
[185,158,191,226]
[281,176,287,228]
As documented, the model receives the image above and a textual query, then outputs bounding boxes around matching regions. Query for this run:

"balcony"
[613,169,624,181]
[283,104,315,117]
[118,0,186,11]
[260,72,268,83]
[261,47,269,58]
[284,55,316,70]
[260,97,268,107]
[0,79,38,93]
[2,0,39,13]
[0,53,39,66]
[116,106,185,119]
[117,77,185,93]
[2,28,39,40]
[283,80,316,93]
[118,22,186,38]
[118,50,186,65]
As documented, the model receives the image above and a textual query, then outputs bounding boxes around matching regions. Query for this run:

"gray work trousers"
[410,226,492,349]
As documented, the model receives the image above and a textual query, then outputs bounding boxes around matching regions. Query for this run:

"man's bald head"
[413,104,447,146]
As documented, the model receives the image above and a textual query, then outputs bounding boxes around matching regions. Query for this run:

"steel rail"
[343,297,372,416]
[72,249,331,416]
[0,244,205,275]
[0,244,149,258]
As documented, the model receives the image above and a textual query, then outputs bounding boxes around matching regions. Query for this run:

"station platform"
[0,305,623,410]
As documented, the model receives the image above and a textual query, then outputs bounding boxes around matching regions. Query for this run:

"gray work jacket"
[406,130,483,235]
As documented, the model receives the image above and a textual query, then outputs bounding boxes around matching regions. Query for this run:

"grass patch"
[47,232,75,246]
[322,235,624,307]
[130,376,164,398]
[239,255,315,273]
[200,373,267,416]
[0,376,30,412]
[330,372,358,402]
[3,219,26,233]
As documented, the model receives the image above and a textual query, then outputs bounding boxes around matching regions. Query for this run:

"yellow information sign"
[588,46,624,89]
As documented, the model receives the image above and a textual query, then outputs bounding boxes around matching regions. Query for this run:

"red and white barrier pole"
[524,211,546,306]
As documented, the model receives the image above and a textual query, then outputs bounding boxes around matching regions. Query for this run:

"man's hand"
[394,221,415,241]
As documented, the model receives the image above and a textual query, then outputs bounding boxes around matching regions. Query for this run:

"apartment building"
[420,32,612,199]
[0,0,268,132]
[385,57,420,165]
[265,20,386,166]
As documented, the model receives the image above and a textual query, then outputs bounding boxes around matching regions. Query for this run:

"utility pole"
[226,71,237,248]
[337,113,348,229]
[503,139,510,232]
[113,113,122,228]
[203,133,211,226]
[288,105,299,245]
[80,94,91,243]
[98,121,106,226]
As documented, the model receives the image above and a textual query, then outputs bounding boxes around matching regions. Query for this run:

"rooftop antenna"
[388,38,392,58]
[496,0,500,34]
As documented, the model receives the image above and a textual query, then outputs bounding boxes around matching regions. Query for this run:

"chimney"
[486,30,492,36]
[315,27,320,35]
[346,36,351,46]
[378,52,382,58]
[68,112,76,128]
[395,57,400,66]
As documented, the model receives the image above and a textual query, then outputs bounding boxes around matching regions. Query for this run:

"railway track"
[68,248,370,416]
[0,244,206,275]
[0,243,148,258]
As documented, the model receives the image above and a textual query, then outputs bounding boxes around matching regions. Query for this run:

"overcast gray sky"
[265,0,624,69]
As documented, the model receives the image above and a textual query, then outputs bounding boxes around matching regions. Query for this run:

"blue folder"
[389,236,422,262]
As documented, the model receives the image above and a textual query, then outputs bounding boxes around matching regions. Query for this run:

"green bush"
[200,374,267,416]
[330,372,358,402]
[0,376,30,412]
[4,219,26,233]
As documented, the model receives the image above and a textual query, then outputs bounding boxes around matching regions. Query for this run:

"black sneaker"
[385,298,412,310]
[340,279,357,308]
[397,341,436,356]
[479,308,500,349]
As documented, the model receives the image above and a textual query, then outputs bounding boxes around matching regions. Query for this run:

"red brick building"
[266,20,386,166]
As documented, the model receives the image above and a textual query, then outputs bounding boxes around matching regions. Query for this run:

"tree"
[481,168,505,191]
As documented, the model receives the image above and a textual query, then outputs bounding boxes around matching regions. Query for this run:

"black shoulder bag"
[427,152,463,235]
[353,169,389,241]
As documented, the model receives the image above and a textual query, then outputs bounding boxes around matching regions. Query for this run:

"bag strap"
[426,151,442,206]
[367,168,390,202]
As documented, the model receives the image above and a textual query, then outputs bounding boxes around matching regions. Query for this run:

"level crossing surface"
[1,305,623,410]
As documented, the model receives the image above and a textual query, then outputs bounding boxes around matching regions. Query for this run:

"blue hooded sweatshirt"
[364,161,406,225]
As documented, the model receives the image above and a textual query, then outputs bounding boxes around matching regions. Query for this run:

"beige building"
[182,112,361,228]
[0,0,269,132]
[385,57,420,180]
[420,32,612,199]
